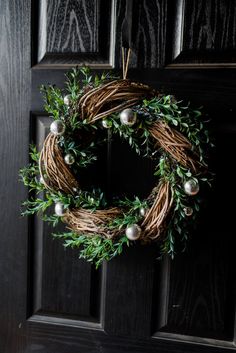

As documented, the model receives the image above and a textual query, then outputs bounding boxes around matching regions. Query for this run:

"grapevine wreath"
[20,67,212,268]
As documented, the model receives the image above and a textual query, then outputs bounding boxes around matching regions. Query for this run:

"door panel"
[33,0,115,68]
[166,0,236,67]
[1,1,236,353]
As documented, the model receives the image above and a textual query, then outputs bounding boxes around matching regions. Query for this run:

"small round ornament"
[39,174,47,184]
[125,224,142,241]
[184,179,199,196]
[139,207,148,217]
[50,120,65,136]
[63,95,71,106]
[64,153,75,165]
[120,108,137,126]
[183,207,193,216]
[101,119,112,129]
[55,202,66,217]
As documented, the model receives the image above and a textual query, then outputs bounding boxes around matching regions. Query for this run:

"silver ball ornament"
[184,179,199,196]
[39,174,47,184]
[183,207,193,216]
[120,109,137,126]
[139,207,148,217]
[63,95,71,106]
[64,153,75,165]
[50,120,65,136]
[125,224,142,241]
[101,119,112,129]
[54,202,66,217]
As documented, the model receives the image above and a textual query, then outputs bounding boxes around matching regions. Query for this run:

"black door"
[1,1,236,352]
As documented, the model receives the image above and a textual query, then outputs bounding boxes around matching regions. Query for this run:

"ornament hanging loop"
[122,47,131,79]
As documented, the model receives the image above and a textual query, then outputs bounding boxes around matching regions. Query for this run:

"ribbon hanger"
[121,0,133,79]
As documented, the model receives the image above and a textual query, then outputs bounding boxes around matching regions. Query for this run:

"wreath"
[20,67,212,268]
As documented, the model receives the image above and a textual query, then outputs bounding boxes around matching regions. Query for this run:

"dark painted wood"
[34,0,114,68]
[0,0,31,352]
[28,67,236,352]
[29,116,103,321]
[115,0,167,68]
[167,0,236,67]
[1,0,236,352]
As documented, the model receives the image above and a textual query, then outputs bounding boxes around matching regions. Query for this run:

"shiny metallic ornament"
[101,119,112,129]
[64,153,75,165]
[139,207,148,217]
[54,202,66,217]
[183,207,193,216]
[125,224,142,241]
[50,120,65,136]
[39,174,47,184]
[63,95,71,106]
[184,179,199,196]
[120,108,137,126]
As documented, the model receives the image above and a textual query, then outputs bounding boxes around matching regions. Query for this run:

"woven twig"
[78,79,156,123]
[39,79,200,242]
[39,133,78,194]
[141,180,173,241]
[64,207,123,239]
[149,121,201,172]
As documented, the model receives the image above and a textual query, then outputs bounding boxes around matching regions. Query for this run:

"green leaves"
[40,85,66,120]
[53,232,129,269]
[143,96,213,166]
[20,67,213,266]
[21,194,53,216]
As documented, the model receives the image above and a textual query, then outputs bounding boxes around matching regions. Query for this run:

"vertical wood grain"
[183,0,236,51]
[36,0,113,67]
[0,0,31,352]
[115,0,167,68]
[46,0,97,53]
[168,0,236,66]
[1,0,236,352]
[28,116,102,320]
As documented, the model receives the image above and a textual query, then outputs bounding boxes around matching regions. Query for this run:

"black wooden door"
[1,1,236,352]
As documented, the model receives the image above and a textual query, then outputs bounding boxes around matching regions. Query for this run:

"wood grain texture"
[104,244,156,337]
[2,0,236,351]
[115,0,167,68]
[36,0,113,67]
[183,0,236,51]
[127,69,236,343]
[44,0,97,54]
[30,67,236,351]
[0,0,31,352]
[26,319,235,353]
[167,0,236,67]
[27,115,103,321]
[153,124,236,343]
